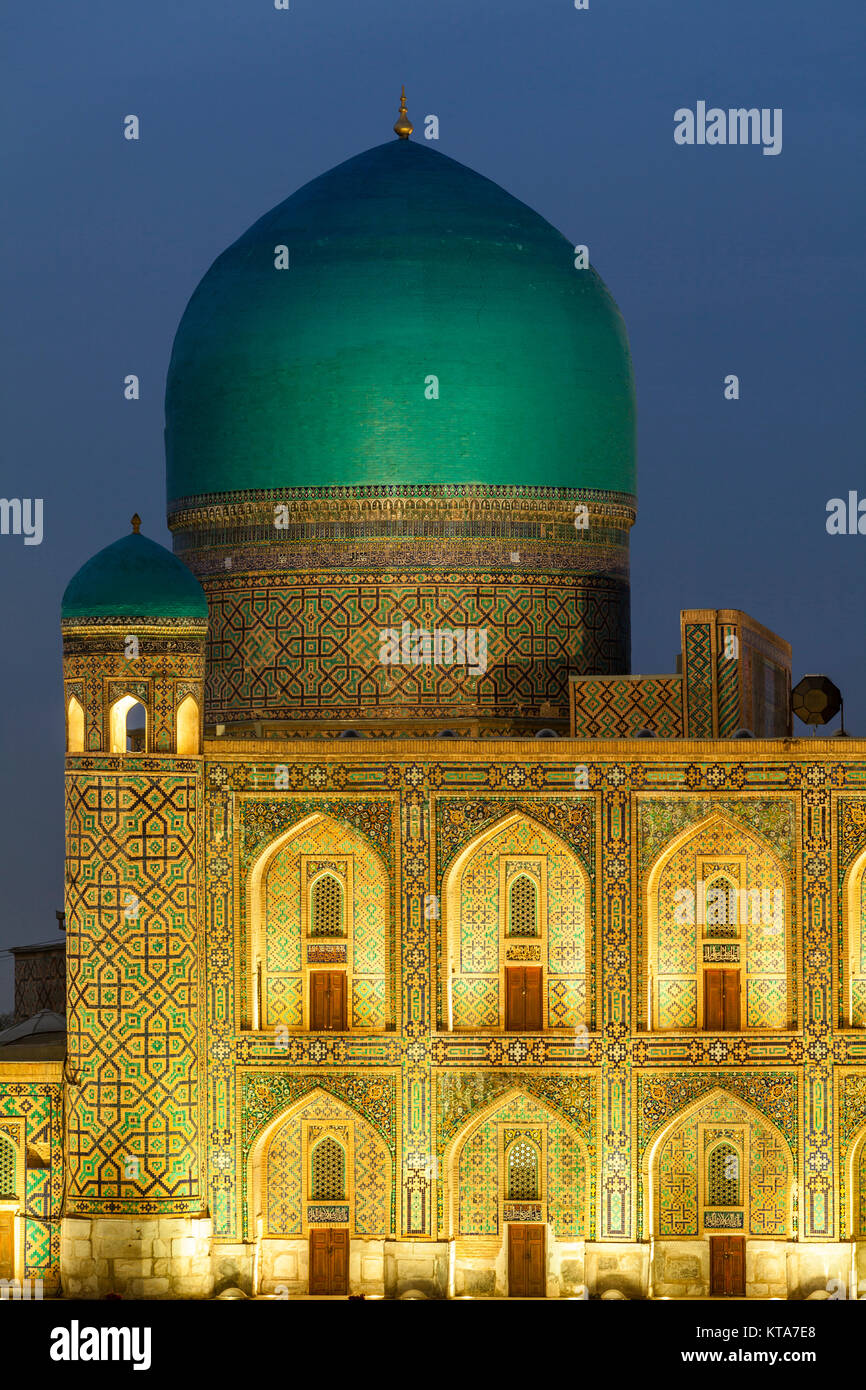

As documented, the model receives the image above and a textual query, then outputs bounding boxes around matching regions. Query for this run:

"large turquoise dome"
[62,529,208,621]
[165,138,636,507]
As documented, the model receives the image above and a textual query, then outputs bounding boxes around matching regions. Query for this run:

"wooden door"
[310,972,347,1031]
[505,967,543,1031]
[328,972,346,1031]
[0,1215,13,1281]
[727,1235,745,1295]
[709,1235,745,1296]
[309,1228,349,1295]
[508,1224,545,1297]
[704,969,740,1031]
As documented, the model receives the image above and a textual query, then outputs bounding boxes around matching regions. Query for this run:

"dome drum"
[170,483,633,736]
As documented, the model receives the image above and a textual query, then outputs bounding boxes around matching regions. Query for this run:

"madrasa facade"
[3,96,866,1302]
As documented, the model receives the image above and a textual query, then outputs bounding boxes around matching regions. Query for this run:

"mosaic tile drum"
[2,95,865,1299]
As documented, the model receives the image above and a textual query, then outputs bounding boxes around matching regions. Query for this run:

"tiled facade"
[1,731,863,1296]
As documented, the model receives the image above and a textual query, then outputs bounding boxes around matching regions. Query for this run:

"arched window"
[508,875,538,938]
[109,695,147,754]
[0,1134,15,1197]
[176,694,199,756]
[707,1141,741,1206]
[311,873,344,938]
[311,1137,345,1201]
[67,696,85,753]
[705,876,738,939]
[507,1140,539,1200]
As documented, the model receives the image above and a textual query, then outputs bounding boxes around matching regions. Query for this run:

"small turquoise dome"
[61,527,208,620]
[165,138,636,505]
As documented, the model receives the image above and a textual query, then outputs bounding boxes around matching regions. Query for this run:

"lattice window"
[707,1141,740,1207]
[507,1140,539,1200]
[0,1135,15,1197]
[311,874,345,938]
[705,878,738,939]
[508,875,538,938]
[311,1137,345,1200]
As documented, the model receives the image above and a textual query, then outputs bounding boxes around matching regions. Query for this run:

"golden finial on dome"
[130,513,142,534]
[394,85,413,140]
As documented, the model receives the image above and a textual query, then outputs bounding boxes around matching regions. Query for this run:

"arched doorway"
[0,1130,23,1284]
[643,813,791,1033]
[644,1086,793,1298]
[440,812,591,1034]
[246,813,391,1035]
[247,1087,392,1297]
[442,1086,591,1298]
[109,694,147,753]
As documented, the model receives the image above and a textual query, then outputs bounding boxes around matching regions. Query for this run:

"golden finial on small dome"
[394,85,413,140]
[131,513,142,534]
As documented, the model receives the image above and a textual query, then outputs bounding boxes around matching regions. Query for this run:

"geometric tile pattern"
[657,979,697,1031]
[451,977,498,1029]
[0,1079,63,1291]
[548,978,586,1030]
[655,1091,789,1237]
[651,815,788,1031]
[202,571,631,727]
[64,771,203,1211]
[0,1133,14,1195]
[657,1116,697,1234]
[453,819,587,1029]
[264,1093,389,1237]
[262,816,388,1031]
[354,1128,390,1236]
[265,1116,302,1235]
[458,1126,497,1234]
[746,978,787,1030]
[749,1121,789,1236]
[51,738,866,1260]
[455,1090,585,1238]
[683,622,714,738]
[61,620,205,754]
[716,626,740,738]
[570,675,683,738]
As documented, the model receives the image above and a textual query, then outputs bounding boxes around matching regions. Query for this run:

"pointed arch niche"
[643,812,793,1033]
[845,1122,866,1238]
[843,847,866,1027]
[0,1125,25,1282]
[440,812,591,1032]
[109,694,147,754]
[441,1086,591,1241]
[247,1087,392,1243]
[176,694,200,755]
[644,1087,794,1240]
[66,696,85,753]
[247,812,391,1033]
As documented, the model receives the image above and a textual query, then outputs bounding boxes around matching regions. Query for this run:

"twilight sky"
[1,0,863,1004]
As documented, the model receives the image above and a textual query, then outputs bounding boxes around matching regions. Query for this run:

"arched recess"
[309,870,345,937]
[0,1130,25,1281]
[109,694,147,754]
[442,1086,592,1242]
[247,1087,392,1241]
[441,811,591,1032]
[845,1124,866,1237]
[0,1132,17,1197]
[506,1137,540,1199]
[843,848,866,1027]
[176,694,199,756]
[643,1086,794,1240]
[66,696,85,753]
[644,812,792,1033]
[247,812,391,1032]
